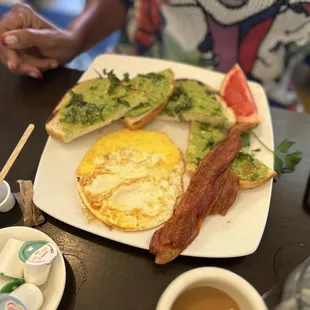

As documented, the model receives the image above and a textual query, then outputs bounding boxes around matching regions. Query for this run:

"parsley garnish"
[171,86,193,120]
[274,139,302,177]
[103,69,121,94]
[241,131,251,148]
[250,132,302,178]
[196,157,202,164]
[205,89,219,96]
[204,140,216,151]
[116,98,130,107]
[61,91,105,125]
[171,86,186,101]
[90,85,98,91]
[252,148,261,152]
[94,69,103,78]
[250,172,260,181]
[138,73,164,82]
[123,72,130,82]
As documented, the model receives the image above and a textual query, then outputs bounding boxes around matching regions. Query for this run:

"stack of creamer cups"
[0,238,58,310]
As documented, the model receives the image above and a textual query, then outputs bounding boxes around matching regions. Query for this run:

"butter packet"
[15,180,45,227]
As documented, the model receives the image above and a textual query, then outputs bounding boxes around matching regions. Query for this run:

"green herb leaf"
[67,90,84,107]
[176,112,185,121]
[94,69,103,78]
[171,86,193,117]
[204,140,216,151]
[250,132,302,178]
[276,139,295,153]
[205,89,219,96]
[284,151,302,171]
[90,85,98,91]
[241,131,252,148]
[274,155,284,177]
[250,172,260,181]
[123,73,130,82]
[252,148,261,152]
[117,98,130,107]
[103,69,121,94]
[137,73,164,82]
[171,86,186,101]
[61,91,104,125]
[196,157,202,164]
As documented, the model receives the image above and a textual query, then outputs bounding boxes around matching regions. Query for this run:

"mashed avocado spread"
[187,121,269,181]
[59,78,146,132]
[231,152,269,181]
[162,80,227,123]
[125,69,174,118]
[186,122,224,165]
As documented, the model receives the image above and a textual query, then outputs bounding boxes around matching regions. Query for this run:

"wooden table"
[1,64,310,309]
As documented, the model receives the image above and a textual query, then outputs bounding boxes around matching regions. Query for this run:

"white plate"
[34,54,274,258]
[0,226,66,310]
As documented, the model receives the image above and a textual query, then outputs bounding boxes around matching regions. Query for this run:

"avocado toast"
[46,77,148,142]
[121,69,175,129]
[158,79,236,128]
[186,121,275,189]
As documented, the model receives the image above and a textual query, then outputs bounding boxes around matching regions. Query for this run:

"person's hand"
[0,4,78,78]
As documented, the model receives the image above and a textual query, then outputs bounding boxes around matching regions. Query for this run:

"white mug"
[156,267,267,310]
[0,180,15,212]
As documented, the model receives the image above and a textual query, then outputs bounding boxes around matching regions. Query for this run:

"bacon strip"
[211,170,240,216]
[149,123,252,264]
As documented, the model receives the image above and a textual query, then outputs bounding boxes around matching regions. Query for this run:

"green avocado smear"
[186,121,269,181]
[125,69,174,118]
[59,78,146,133]
[231,152,269,181]
[186,122,224,165]
[161,80,227,124]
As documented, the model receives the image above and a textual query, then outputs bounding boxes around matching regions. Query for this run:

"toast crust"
[239,170,276,189]
[121,102,168,130]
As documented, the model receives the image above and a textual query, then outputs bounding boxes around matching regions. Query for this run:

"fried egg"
[76,129,184,231]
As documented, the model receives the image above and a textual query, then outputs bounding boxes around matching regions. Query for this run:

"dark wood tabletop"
[1,64,310,310]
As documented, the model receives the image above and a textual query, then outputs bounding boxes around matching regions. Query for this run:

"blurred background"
[0,0,119,70]
[0,0,310,113]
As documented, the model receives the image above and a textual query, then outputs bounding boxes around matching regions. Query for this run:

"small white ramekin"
[0,180,15,212]
[156,267,267,310]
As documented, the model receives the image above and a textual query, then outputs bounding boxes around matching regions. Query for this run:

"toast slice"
[121,69,175,130]
[158,79,236,128]
[46,78,148,143]
[186,121,275,189]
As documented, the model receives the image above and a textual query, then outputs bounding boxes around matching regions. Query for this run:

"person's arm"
[0,0,128,76]
[68,0,128,55]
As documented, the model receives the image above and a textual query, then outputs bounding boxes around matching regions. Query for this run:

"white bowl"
[0,181,15,212]
[156,267,267,310]
[0,226,66,310]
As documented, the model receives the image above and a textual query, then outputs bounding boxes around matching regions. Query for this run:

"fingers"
[1,28,53,50]
[1,3,53,32]
[5,48,20,71]
[16,62,43,78]
[21,53,59,71]
[0,43,44,78]
[1,4,34,30]
[0,43,21,71]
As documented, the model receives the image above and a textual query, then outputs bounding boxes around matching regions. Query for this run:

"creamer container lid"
[19,241,57,266]
[0,296,27,310]
[0,277,24,294]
